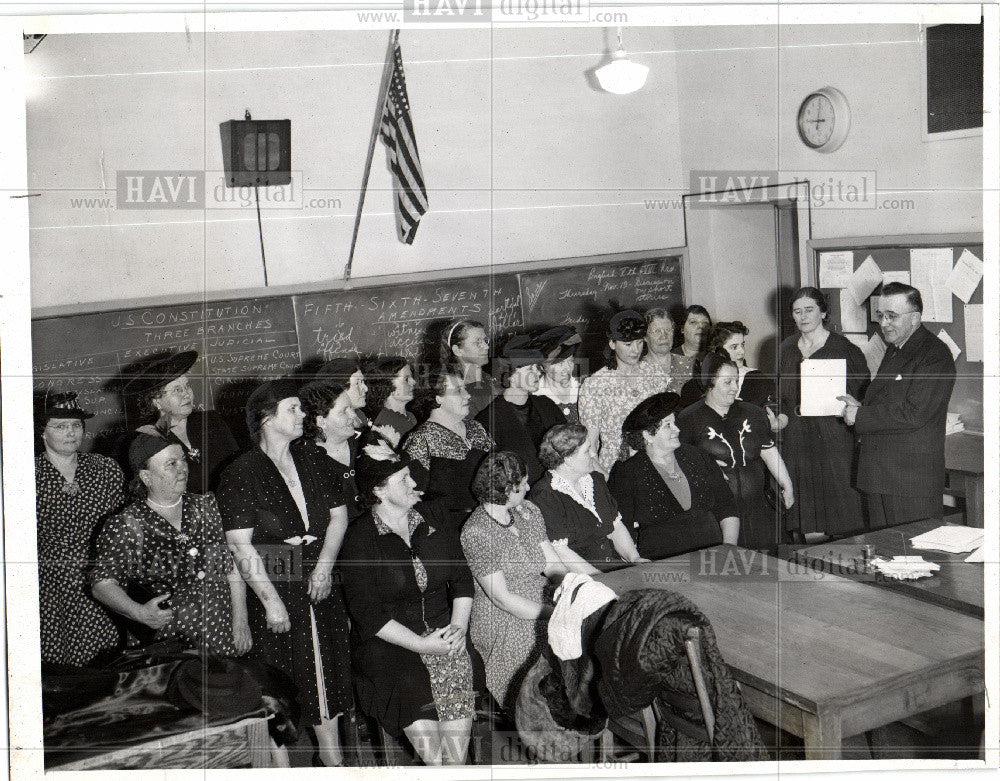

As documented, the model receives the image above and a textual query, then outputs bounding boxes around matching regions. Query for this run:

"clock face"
[797,94,836,148]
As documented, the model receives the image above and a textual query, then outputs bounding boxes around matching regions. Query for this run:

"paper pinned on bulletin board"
[964,304,983,363]
[910,249,953,323]
[882,271,910,286]
[819,251,854,288]
[840,289,869,333]
[862,333,887,375]
[937,329,962,361]
[849,256,883,306]
[946,248,983,304]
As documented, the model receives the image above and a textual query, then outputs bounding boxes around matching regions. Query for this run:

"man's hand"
[837,394,861,426]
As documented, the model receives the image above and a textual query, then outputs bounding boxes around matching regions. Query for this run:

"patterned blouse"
[578,364,663,472]
[90,493,237,656]
[403,420,494,471]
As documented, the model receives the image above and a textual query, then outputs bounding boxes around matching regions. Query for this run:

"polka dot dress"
[89,493,238,656]
[35,453,126,667]
[217,447,354,725]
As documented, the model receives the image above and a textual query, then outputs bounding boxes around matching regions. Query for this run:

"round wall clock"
[796,87,851,153]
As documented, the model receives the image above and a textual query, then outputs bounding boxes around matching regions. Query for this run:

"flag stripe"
[379,41,427,244]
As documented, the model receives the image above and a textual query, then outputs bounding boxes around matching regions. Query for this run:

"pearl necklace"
[147,496,182,509]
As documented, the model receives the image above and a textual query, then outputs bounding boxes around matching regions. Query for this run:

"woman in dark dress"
[778,287,870,540]
[677,355,794,553]
[124,350,240,494]
[609,392,739,559]
[297,379,364,520]
[340,444,482,765]
[404,368,495,540]
[91,435,250,657]
[527,424,644,571]
[476,335,565,485]
[218,379,352,767]
[35,392,126,666]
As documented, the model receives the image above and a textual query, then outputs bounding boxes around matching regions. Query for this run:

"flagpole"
[344,29,400,283]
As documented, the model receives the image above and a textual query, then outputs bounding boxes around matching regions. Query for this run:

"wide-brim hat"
[495,334,547,372]
[36,391,95,424]
[534,326,582,365]
[167,656,263,719]
[608,310,647,343]
[621,392,681,438]
[123,351,198,399]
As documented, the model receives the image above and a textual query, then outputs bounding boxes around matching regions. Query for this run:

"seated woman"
[297,379,365,520]
[218,380,353,767]
[124,350,239,494]
[363,356,418,443]
[90,434,251,657]
[476,335,565,485]
[527,424,645,571]
[440,318,501,419]
[404,367,495,540]
[608,393,739,560]
[340,443,482,765]
[315,357,371,430]
[672,304,712,370]
[532,326,583,424]
[677,355,794,553]
[460,451,597,715]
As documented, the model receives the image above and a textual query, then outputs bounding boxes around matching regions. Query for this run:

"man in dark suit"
[839,282,956,529]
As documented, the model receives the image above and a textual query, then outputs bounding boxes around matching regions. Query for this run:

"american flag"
[380,41,427,245]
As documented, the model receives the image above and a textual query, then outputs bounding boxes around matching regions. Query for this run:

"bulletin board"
[810,233,984,432]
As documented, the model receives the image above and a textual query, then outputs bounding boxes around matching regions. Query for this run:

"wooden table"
[945,431,985,528]
[790,519,984,618]
[597,547,984,760]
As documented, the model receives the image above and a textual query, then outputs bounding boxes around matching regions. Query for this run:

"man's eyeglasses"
[875,309,917,324]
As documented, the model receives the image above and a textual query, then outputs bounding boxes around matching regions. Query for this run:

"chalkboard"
[519,256,684,371]
[815,239,983,431]
[32,297,300,453]
[32,249,685,453]
[294,274,524,367]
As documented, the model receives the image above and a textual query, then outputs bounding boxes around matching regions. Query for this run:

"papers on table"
[910,249,953,322]
[871,556,940,581]
[964,546,985,563]
[946,248,983,304]
[799,358,846,416]
[964,304,983,362]
[840,289,868,332]
[937,329,962,361]
[819,251,853,288]
[848,256,883,306]
[909,525,984,554]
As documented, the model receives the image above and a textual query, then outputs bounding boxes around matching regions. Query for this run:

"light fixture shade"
[595,49,649,95]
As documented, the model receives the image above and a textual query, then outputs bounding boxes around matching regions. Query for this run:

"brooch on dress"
[187,448,201,462]
[61,481,81,497]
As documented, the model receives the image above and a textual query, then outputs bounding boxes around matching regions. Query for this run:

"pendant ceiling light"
[595,27,649,95]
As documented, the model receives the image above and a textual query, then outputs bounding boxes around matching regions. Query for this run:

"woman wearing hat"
[90,434,249,657]
[362,356,418,443]
[440,318,501,419]
[217,380,353,766]
[677,355,794,553]
[532,326,583,425]
[475,335,565,486]
[339,442,482,765]
[125,350,239,495]
[578,310,661,474]
[34,392,126,666]
[404,367,495,539]
[608,392,739,560]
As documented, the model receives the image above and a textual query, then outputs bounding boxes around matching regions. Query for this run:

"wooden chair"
[607,626,716,761]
